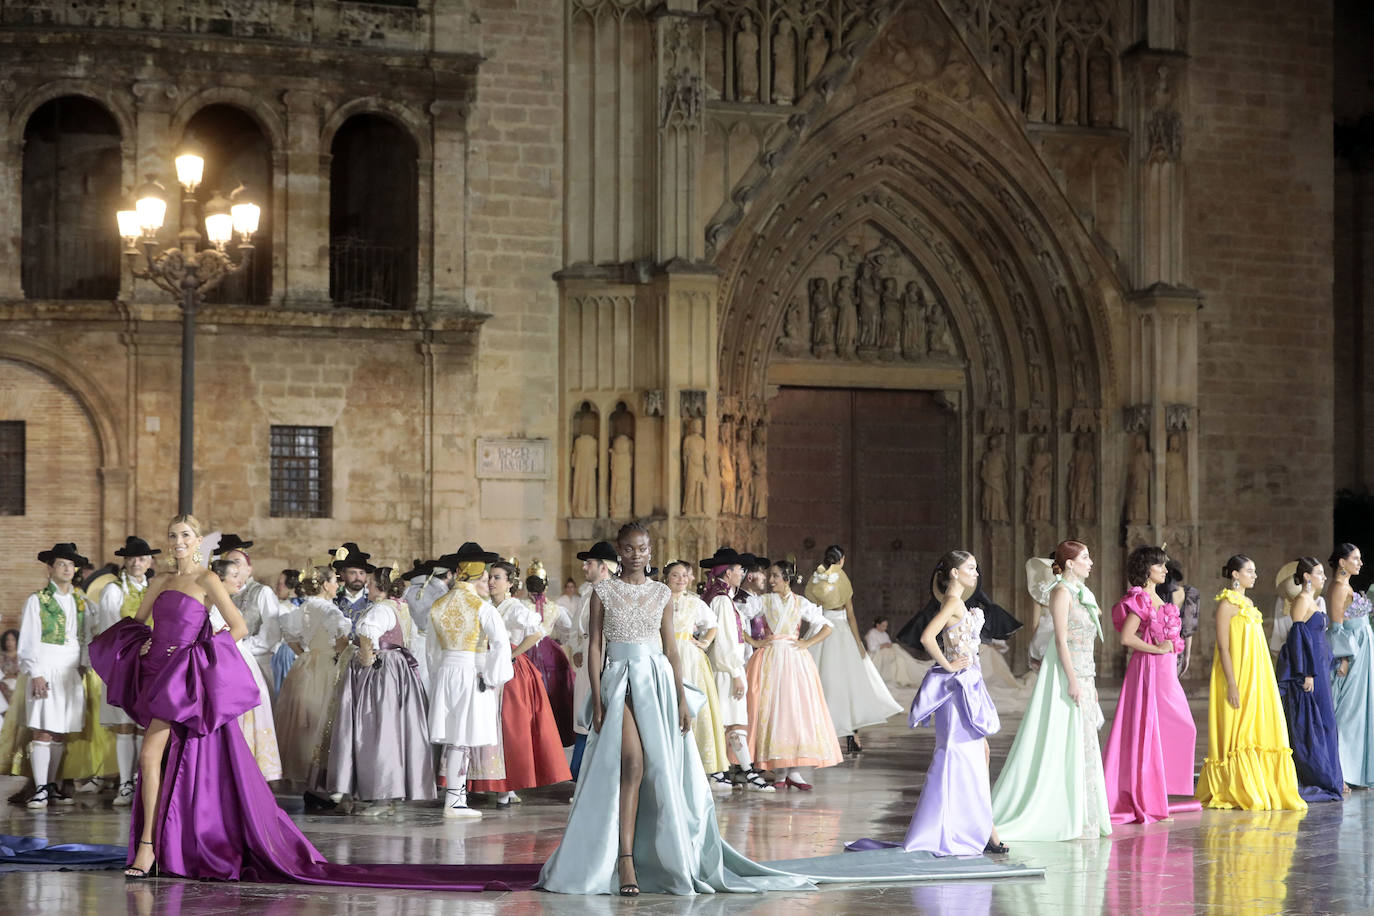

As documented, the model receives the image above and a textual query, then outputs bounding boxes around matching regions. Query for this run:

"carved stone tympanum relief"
[773,225,962,363]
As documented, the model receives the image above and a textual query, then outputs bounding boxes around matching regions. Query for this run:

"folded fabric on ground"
[768,848,1045,882]
[0,835,128,872]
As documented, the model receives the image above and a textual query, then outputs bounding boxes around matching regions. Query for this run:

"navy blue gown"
[1277,611,1345,801]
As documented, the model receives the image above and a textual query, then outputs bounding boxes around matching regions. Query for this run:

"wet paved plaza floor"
[0,683,1362,915]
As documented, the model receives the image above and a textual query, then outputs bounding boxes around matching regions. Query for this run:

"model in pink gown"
[1101,587,1200,824]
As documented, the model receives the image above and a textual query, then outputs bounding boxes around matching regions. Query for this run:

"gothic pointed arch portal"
[714,72,1128,646]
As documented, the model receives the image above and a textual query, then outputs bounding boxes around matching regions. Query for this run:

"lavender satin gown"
[89,590,541,890]
[848,606,1000,856]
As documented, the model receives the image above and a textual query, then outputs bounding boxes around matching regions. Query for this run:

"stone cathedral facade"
[0,0,1362,672]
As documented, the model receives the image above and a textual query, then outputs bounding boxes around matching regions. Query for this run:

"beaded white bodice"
[944,605,984,666]
[595,577,670,645]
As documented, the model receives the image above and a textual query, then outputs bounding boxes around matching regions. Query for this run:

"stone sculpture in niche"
[571,429,599,518]
[719,418,737,514]
[927,297,956,356]
[901,281,928,359]
[980,433,1010,524]
[776,296,809,356]
[750,424,768,518]
[1165,432,1190,522]
[1023,42,1046,121]
[609,434,634,519]
[810,277,835,357]
[878,277,903,356]
[734,422,754,519]
[1068,431,1096,521]
[834,276,858,358]
[856,265,881,352]
[1088,53,1113,127]
[773,19,795,104]
[705,19,724,100]
[735,17,760,102]
[1025,435,1052,522]
[1058,44,1080,124]
[1125,431,1151,523]
[1020,324,1047,405]
[805,24,828,87]
[681,417,709,517]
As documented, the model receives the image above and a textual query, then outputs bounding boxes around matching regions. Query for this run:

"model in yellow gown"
[1195,587,1306,810]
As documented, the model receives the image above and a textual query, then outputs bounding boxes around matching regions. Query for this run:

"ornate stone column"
[652,8,706,264]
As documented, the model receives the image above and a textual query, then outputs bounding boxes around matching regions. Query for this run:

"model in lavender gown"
[848,551,1004,857]
[89,516,541,890]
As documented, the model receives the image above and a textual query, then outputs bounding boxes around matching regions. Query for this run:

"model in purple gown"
[849,600,1000,856]
[90,589,541,889]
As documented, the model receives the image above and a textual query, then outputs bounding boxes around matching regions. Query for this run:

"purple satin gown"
[848,606,1000,857]
[89,590,542,889]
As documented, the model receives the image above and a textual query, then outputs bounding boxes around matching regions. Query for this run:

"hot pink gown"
[1101,587,1200,824]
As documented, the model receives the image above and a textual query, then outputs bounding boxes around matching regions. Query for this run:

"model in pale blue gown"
[538,575,815,895]
[1329,590,1374,786]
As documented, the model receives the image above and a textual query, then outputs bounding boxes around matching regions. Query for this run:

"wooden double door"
[766,387,960,631]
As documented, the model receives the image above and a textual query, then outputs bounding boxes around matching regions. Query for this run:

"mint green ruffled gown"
[990,578,1112,841]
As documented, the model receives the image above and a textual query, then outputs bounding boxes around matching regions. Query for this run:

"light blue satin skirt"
[537,641,815,895]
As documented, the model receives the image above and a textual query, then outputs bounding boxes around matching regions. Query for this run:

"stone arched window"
[182,104,273,305]
[329,114,419,310]
[21,96,122,300]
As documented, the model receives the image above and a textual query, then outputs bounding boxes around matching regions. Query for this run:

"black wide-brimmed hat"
[214,534,254,558]
[739,552,770,570]
[38,542,87,566]
[577,541,619,564]
[331,542,374,572]
[699,547,744,569]
[114,536,162,558]
[451,542,501,565]
[400,559,434,582]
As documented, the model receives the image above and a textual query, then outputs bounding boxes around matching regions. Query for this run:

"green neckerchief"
[37,581,88,646]
[120,573,147,619]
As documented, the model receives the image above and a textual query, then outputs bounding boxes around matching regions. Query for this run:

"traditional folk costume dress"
[524,595,576,747]
[228,580,283,780]
[90,569,150,802]
[90,590,542,889]
[849,605,1000,856]
[864,627,932,687]
[538,577,815,895]
[13,581,88,795]
[707,591,751,730]
[1329,590,1374,786]
[427,581,513,816]
[468,597,571,794]
[991,575,1112,840]
[326,597,434,802]
[671,591,729,775]
[1276,600,1344,801]
[745,592,843,772]
[271,593,301,694]
[275,596,350,782]
[803,565,902,737]
[1196,589,1306,811]
[1101,587,1199,824]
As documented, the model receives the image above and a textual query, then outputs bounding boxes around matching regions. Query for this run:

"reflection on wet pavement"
[1,683,1357,914]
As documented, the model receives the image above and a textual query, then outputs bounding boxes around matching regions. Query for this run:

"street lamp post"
[117,153,260,515]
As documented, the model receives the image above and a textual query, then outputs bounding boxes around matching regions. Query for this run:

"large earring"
[1304,581,1313,593]
[1231,578,1240,590]
[193,547,204,565]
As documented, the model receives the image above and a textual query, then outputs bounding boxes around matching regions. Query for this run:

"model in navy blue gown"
[1276,604,1345,802]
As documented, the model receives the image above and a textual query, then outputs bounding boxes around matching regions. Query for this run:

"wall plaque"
[476,438,551,480]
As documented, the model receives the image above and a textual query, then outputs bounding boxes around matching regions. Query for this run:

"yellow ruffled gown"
[1195,589,1306,810]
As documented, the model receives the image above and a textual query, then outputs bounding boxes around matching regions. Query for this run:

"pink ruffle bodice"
[1111,587,1184,654]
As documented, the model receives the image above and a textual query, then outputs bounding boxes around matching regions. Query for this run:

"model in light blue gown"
[537,575,815,895]
[1329,590,1374,787]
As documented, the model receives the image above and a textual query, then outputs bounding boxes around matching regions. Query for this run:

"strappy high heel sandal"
[984,839,1009,855]
[125,840,159,879]
[617,853,639,897]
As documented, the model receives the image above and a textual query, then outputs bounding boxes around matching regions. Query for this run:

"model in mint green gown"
[990,577,1111,841]
[1329,590,1374,786]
